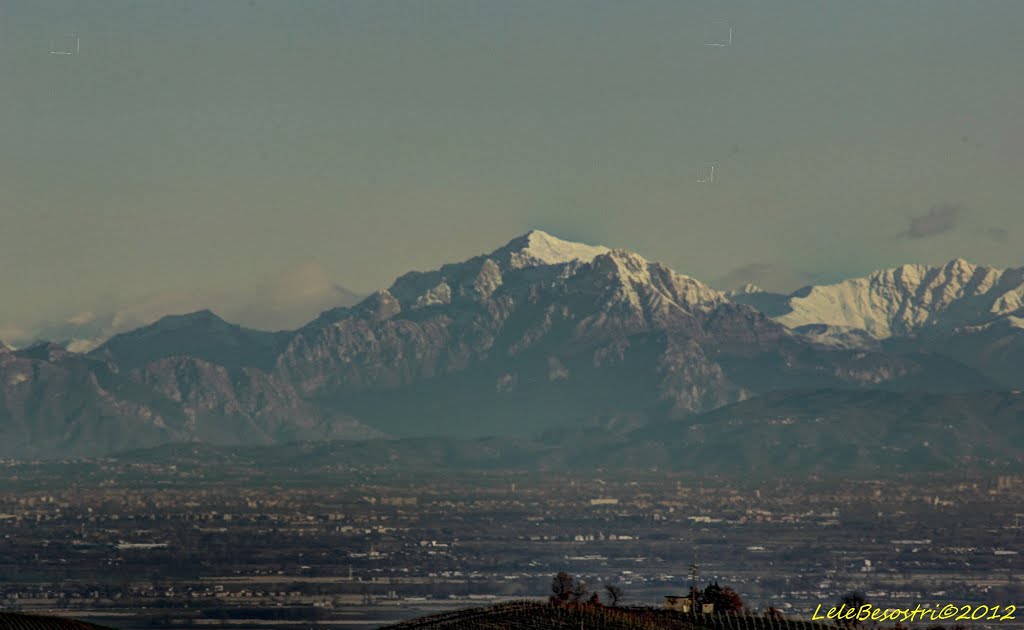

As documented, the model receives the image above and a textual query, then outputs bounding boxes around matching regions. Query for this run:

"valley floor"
[1,469,1021,630]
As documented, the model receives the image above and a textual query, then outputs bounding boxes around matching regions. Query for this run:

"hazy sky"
[2,0,1022,339]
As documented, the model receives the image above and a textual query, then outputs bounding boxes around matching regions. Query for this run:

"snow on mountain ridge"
[500,229,611,269]
[728,283,764,296]
[567,249,727,341]
[490,234,727,316]
[776,259,1024,339]
[382,230,610,309]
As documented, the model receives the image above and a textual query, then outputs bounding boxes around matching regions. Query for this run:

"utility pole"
[689,562,699,614]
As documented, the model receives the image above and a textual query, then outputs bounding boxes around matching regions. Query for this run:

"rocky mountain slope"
[734,258,1024,387]
[599,388,1024,473]
[0,341,379,459]
[0,231,1016,460]
[269,231,990,437]
[92,309,291,372]
[76,388,1024,477]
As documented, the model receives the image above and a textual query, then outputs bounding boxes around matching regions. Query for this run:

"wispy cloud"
[986,227,1009,243]
[0,326,29,346]
[899,202,962,239]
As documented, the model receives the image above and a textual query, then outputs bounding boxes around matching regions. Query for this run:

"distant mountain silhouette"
[2,231,1021,469]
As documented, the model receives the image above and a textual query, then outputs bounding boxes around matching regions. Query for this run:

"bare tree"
[572,578,590,602]
[764,606,783,620]
[604,584,623,607]
[550,572,574,604]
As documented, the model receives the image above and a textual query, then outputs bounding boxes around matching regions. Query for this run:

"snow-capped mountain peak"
[496,229,611,270]
[776,259,1024,339]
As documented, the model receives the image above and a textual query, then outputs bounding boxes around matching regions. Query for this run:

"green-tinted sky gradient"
[2,0,1022,335]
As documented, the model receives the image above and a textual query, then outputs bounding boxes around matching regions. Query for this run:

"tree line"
[549,572,744,613]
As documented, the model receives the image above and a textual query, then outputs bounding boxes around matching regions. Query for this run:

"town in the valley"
[1,460,1021,629]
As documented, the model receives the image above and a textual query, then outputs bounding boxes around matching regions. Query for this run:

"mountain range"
[2,230,1022,471]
